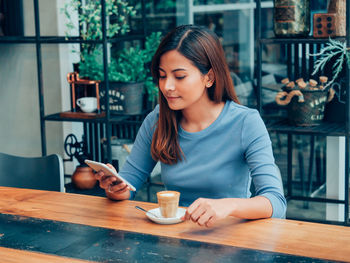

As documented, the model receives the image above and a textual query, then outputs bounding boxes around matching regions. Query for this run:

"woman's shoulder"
[226,101,259,118]
[148,104,160,118]
[143,105,160,126]
[136,105,159,139]
[223,101,266,132]
[226,101,268,137]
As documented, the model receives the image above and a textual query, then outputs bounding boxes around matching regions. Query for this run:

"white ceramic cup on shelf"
[76,97,97,113]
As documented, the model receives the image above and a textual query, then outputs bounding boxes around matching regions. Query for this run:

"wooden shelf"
[59,111,106,119]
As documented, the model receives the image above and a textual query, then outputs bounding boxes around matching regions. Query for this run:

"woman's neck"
[180,100,225,133]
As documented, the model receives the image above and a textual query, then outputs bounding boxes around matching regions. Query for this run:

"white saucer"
[146,207,186,225]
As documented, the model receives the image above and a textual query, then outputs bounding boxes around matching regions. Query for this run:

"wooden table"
[0,187,349,262]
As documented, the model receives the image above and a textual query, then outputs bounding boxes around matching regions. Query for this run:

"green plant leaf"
[310,38,348,87]
[62,1,161,103]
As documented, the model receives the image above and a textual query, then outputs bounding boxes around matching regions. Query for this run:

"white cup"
[76,97,97,113]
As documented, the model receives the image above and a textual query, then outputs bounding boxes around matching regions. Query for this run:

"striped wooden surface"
[0,247,96,263]
[0,187,349,262]
[1,213,331,263]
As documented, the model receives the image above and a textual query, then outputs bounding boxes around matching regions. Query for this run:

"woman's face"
[158,50,211,111]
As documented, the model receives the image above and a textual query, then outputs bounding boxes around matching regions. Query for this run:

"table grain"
[0,187,349,262]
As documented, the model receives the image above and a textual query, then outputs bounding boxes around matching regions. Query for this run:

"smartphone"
[84,159,136,191]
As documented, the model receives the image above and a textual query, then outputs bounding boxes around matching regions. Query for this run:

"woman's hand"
[182,198,234,227]
[94,163,130,200]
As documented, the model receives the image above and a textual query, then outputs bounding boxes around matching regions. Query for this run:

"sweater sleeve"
[241,110,287,218]
[118,107,159,195]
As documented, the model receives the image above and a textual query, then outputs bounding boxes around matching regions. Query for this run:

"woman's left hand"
[181,198,234,227]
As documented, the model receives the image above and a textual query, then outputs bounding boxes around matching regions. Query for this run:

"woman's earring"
[206,83,211,87]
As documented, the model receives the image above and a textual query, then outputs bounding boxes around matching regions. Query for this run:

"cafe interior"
[0,0,349,262]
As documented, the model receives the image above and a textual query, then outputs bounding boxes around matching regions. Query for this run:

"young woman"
[96,25,286,227]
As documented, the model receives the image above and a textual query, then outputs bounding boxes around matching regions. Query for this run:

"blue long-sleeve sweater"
[119,101,287,218]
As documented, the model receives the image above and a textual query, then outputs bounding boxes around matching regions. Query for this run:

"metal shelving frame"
[0,0,147,163]
[256,0,350,225]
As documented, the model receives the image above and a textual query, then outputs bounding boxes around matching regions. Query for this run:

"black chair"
[0,152,64,192]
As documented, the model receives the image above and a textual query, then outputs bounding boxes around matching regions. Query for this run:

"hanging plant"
[310,38,350,88]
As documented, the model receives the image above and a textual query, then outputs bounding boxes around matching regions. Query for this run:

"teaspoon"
[135,205,159,218]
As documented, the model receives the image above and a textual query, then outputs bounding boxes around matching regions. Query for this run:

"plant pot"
[287,89,327,126]
[276,88,331,126]
[324,92,346,123]
[72,166,97,189]
[323,65,347,123]
[100,81,144,115]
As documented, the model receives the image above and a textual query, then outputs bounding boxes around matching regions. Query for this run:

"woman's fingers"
[108,182,129,193]
[197,212,213,227]
[98,175,117,190]
[106,163,115,170]
[190,202,214,226]
[204,216,215,228]
[94,163,116,182]
[183,198,207,221]
[189,205,206,222]
[182,198,220,227]
[100,175,128,194]
[94,170,104,181]
[183,199,201,220]
[91,164,130,198]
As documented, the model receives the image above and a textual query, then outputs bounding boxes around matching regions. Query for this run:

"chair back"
[0,153,64,192]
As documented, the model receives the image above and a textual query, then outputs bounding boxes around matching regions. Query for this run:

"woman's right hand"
[94,163,130,200]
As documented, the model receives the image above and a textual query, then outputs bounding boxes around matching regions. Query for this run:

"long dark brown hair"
[151,25,239,165]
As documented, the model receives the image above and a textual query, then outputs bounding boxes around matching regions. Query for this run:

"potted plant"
[107,31,162,112]
[95,32,161,114]
[311,38,350,122]
[75,32,161,114]
[311,38,350,87]
[62,0,136,78]
[63,1,161,114]
[79,31,162,114]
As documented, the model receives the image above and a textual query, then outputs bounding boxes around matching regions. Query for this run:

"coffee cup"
[156,191,180,218]
[76,97,97,113]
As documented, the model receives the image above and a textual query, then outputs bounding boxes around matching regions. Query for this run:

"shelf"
[0,34,145,44]
[0,36,36,43]
[44,112,128,123]
[259,36,346,45]
[45,113,106,123]
[265,118,347,136]
[44,112,148,124]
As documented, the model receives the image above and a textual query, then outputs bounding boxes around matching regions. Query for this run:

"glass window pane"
[1,0,27,36]
[194,9,253,81]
